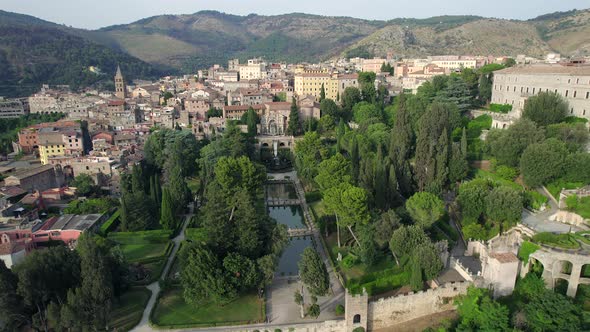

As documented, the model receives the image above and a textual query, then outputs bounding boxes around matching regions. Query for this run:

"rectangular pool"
[269,206,306,229]
[276,236,313,276]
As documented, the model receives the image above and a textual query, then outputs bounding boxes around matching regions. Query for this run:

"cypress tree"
[287,97,300,136]
[389,94,414,197]
[320,83,326,102]
[351,136,360,184]
[374,145,387,210]
[461,127,468,157]
[160,187,176,230]
[119,196,129,231]
[336,119,346,153]
[155,173,162,204]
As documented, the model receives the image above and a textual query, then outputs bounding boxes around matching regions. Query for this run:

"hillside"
[1,8,590,97]
[95,10,590,70]
[0,11,164,98]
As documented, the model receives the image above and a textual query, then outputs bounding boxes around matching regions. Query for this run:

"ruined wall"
[367,282,470,330]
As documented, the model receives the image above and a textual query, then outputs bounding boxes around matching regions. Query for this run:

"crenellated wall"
[366,282,470,330]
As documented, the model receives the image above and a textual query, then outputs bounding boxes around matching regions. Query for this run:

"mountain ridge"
[1,8,590,97]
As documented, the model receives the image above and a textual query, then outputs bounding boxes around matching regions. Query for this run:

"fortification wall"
[367,281,470,330]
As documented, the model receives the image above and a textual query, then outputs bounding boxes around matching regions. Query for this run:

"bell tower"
[114,65,126,99]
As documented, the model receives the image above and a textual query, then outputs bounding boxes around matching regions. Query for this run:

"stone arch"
[555,278,569,296]
[279,142,286,147]
[262,143,269,148]
[555,260,573,275]
[529,257,545,276]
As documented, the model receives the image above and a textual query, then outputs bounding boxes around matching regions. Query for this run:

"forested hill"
[0,11,165,98]
[1,8,590,96]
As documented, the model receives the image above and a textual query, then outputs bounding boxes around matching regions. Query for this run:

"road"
[130,202,194,332]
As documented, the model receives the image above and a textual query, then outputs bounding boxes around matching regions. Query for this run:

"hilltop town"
[1,20,590,332]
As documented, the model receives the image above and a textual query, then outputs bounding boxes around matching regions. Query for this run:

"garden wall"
[367,281,470,330]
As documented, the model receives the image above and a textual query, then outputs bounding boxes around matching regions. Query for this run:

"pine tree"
[287,97,300,136]
[160,187,176,230]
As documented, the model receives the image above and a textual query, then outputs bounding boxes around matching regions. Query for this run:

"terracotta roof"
[108,100,125,106]
[265,102,291,111]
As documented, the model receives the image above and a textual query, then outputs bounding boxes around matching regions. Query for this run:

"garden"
[108,230,174,284]
[151,288,264,328]
[109,287,151,331]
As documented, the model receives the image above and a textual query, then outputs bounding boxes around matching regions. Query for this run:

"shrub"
[353,327,366,332]
[496,165,518,181]
[489,103,512,113]
[341,254,357,268]
[518,241,541,264]
[524,191,548,211]
[335,304,345,315]
[305,191,322,203]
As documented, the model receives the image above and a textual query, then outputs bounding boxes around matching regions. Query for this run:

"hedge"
[489,103,512,113]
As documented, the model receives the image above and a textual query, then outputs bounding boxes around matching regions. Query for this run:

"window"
[353,314,361,324]
[568,79,571,84]
[533,88,535,94]
[574,91,577,98]
[566,90,569,97]
[586,92,589,99]
[571,108,574,114]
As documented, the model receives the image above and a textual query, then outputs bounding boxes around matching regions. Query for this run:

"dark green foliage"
[520,138,568,187]
[245,107,259,137]
[523,289,582,331]
[287,97,301,136]
[0,22,162,98]
[160,187,176,230]
[564,153,590,183]
[0,260,27,330]
[181,244,238,305]
[457,179,492,222]
[435,75,473,112]
[63,197,117,215]
[374,210,401,249]
[523,92,569,126]
[320,98,341,118]
[415,102,457,193]
[405,192,445,229]
[206,107,223,118]
[485,186,523,224]
[298,247,330,296]
[389,225,429,259]
[335,304,345,315]
[13,246,81,331]
[546,122,589,152]
[455,287,510,331]
[341,87,362,115]
[320,83,326,102]
[487,119,544,167]
[358,72,377,103]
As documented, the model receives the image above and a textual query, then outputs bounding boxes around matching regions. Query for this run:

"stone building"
[4,164,61,192]
[0,97,29,118]
[239,59,266,81]
[491,64,590,121]
[294,72,359,101]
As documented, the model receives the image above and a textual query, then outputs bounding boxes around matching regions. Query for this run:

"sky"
[0,0,588,30]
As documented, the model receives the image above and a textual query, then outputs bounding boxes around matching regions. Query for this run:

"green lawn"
[151,288,264,328]
[567,196,590,219]
[474,169,523,190]
[119,243,170,263]
[109,287,151,331]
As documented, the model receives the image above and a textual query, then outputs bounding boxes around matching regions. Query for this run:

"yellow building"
[294,72,359,101]
[39,143,66,165]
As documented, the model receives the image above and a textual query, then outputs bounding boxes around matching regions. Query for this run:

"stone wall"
[367,282,470,330]
[550,210,587,227]
[242,320,346,332]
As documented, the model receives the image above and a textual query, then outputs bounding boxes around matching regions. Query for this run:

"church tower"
[114,65,126,99]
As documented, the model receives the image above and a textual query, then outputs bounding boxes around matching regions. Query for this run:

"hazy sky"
[1,0,588,30]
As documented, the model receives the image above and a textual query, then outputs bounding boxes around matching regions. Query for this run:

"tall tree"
[0,261,27,330]
[160,187,176,230]
[315,153,352,192]
[298,247,329,296]
[319,83,326,102]
[523,91,569,127]
[389,94,414,197]
[60,234,113,331]
[245,107,258,137]
[287,97,301,136]
[339,186,370,246]
[487,118,544,167]
[405,192,445,229]
[351,136,360,184]
[520,138,568,187]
